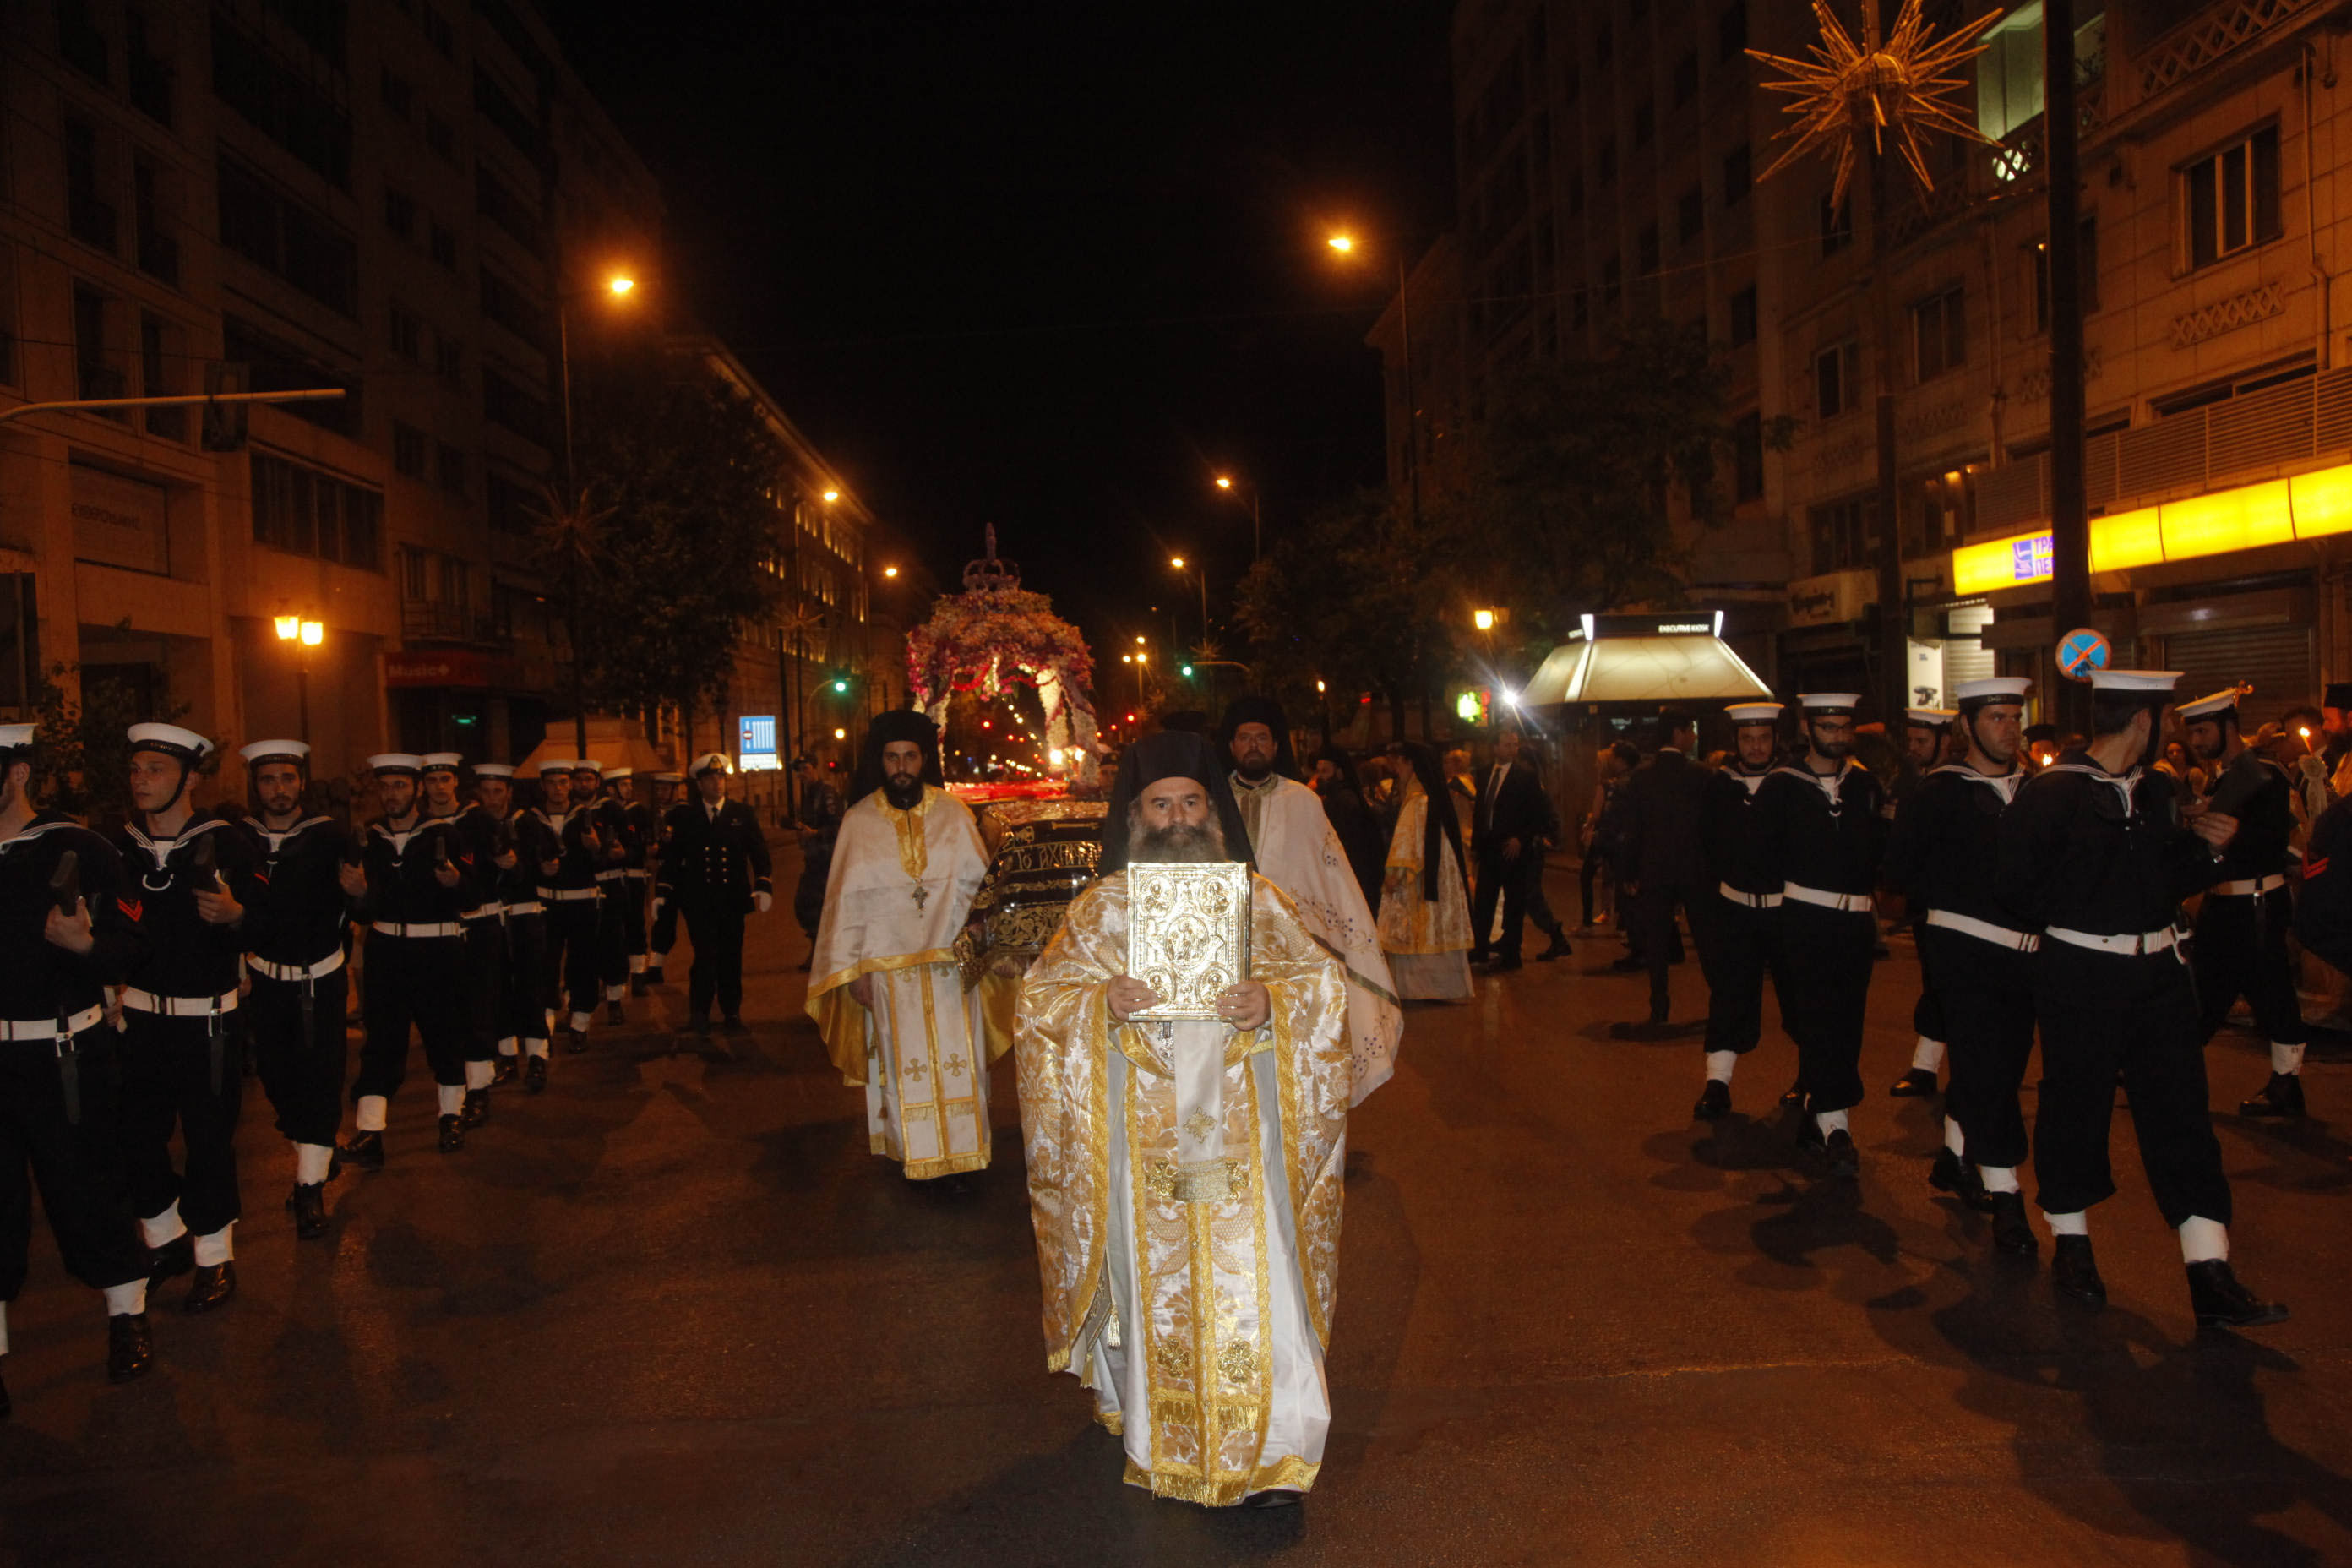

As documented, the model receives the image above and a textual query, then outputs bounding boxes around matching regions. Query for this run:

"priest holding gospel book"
[1014,731,1352,1509]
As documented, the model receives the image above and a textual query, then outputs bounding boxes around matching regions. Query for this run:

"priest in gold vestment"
[1015,732,1351,1508]
[1379,743,1475,1000]
[807,711,996,1179]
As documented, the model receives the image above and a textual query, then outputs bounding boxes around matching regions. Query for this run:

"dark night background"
[550,1,1456,658]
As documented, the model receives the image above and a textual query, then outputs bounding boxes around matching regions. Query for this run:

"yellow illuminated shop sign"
[1951,466,2352,596]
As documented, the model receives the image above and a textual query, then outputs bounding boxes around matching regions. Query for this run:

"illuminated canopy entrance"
[907,528,1100,787]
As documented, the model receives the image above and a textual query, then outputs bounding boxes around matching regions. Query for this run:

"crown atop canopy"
[962,525,1021,593]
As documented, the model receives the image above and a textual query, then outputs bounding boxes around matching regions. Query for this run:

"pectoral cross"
[911,883,928,910]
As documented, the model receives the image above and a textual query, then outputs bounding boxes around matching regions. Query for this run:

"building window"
[476,165,545,255]
[1816,340,1859,419]
[429,220,457,270]
[1632,99,1654,150]
[394,421,428,478]
[389,303,424,362]
[381,66,413,119]
[223,313,360,438]
[482,367,548,445]
[1718,1,1747,62]
[1674,51,1699,106]
[2181,126,2280,270]
[421,5,455,57]
[1821,193,1854,256]
[64,118,117,253]
[74,286,123,404]
[1729,284,1757,346]
[2033,217,2100,330]
[252,451,383,570]
[210,13,352,188]
[1808,497,1874,574]
[425,114,457,164]
[1732,411,1764,502]
[384,186,416,239]
[140,313,184,439]
[128,11,173,125]
[487,471,542,536]
[1722,142,1751,205]
[57,0,109,82]
[1677,185,1704,244]
[435,335,464,383]
[0,249,19,386]
[216,154,357,317]
[437,442,468,496]
[1913,286,1965,381]
[132,158,177,284]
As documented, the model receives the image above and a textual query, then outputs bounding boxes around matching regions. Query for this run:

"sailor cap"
[537,757,580,776]
[368,753,424,775]
[1953,678,2031,705]
[651,770,683,783]
[604,765,634,781]
[2088,669,2184,696]
[420,752,464,773]
[238,739,310,766]
[691,753,731,776]
[1724,702,1784,725]
[569,760,605,776]
[472,763,516,779]
[2177,685,2249,720]
[1906,708,1958,727]
[127,722,213,762]
[1797,693,1861,715]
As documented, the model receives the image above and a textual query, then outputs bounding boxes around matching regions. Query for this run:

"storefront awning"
[1522,621,1772,710]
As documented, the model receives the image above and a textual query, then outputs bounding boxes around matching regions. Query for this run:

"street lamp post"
[1213,475,1261,563]
[1328,235,1418,528]
[273,610,324,744]
[1168,556,1209,646]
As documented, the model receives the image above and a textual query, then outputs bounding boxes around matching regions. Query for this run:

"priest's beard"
[881,775,924,810]
[1130,805,1228,863]
[1233,759,1274,784]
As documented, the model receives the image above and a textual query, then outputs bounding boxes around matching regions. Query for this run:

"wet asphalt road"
[4,851,2351,1567]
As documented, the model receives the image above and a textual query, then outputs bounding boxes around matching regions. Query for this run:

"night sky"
[551,1,1455,660]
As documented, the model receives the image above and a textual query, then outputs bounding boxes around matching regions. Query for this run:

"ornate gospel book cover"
[1125,861,1252,1021]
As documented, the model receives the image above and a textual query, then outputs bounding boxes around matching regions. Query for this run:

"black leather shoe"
[460,1088,490,1128]
[289,1182,328,1240]
[1647,999,1669,1025]
[630,973,650,997]
[1928,1147,1995,1211]
[606,1000,625,1026]
[645,964,665,985]
[1822,1128,1859,1178]
[1988,1192,2037,1256]
[490,1055,519,1087]
[566,1027,590,1054]
[2239,1072,2306,1119]
[2187,1260,2288,1327]
[1239,1489,1300,1509]
[1795,1116,1826,1157]
[721,1014,747,1034]
[339,1129,386,1170]
[438,1114,465,1153]
[1779,1081,1807,1109]
[183,1261,235,1314]
[146,1232,194,1288]
[1537,934,1573,961]
[524,1055,549,1093]
[1608,955,1645,974]
[1694,1079,1731,1120]
[1486,955,1524,973]
[106,1312,153,1382]
[2052,1235,2106,1308]
[1889,1067,1940,1098]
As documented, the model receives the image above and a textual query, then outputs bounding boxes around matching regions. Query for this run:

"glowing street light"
[883,565,899,578]
[1326,233,1356,253]
[607,275,636,297]
[1473,607,1496,631]
[1168,556,1208,644]
[1212,472,1261,560]
[273,608,324,742]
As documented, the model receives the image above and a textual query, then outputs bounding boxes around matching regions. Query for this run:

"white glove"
[754,890,773,914]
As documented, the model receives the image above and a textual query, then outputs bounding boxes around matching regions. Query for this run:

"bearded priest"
[807,711,995,1180]
[1216,695,1402,1102]
[1015,731,1351,1508]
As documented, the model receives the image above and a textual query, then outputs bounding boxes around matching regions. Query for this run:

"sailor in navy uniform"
[470,764,540,1087]
[1692,701,1792,1119]
[656,754,775,1034]
[534,760,610,1055]
[2179,685,2311,1119]
[233,740,352,1239]
[572,760,634,1029]
[422,754,503,1128]
[610,766,657,995]
[0,722,155,1402]
[1880,680,2038,1255]
[1753,694,1886,1176]
[1997,668,2286,1326]
[112,722,259,1313]
[645,770,683,985]
[339,754,472,1162]
[1889,706,1958,1099]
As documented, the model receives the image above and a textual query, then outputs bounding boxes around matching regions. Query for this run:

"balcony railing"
[2140,0,2320,98]
[400,600,504,644]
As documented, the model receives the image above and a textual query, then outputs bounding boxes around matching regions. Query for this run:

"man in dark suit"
[656,754,775,1036]
[1470,727,1549,972]
[1617,710,1711,1024]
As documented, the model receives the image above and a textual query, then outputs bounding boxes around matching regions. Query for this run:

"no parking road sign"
[2057,627,2111,681]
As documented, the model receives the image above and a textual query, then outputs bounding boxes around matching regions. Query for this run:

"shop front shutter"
[2159,623,2315,727]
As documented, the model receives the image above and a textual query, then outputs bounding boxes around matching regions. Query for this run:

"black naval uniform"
[1881,765,2036,1168]
[447,802,508,1089]
[1694,762,1788,1060]
[112,814,261,1246]
[1997,754,2231,1227]
[656,794,773,1024]
[533,802,608,1034]
[497,808,552,1059]
[0,816,150,1336]
[587,792,635,1010]
[351,814,471,1118]
[237,814,353,1151]
[2191,746,2306,1053]
[619,792,656,989]
[1754,760,1886,1114]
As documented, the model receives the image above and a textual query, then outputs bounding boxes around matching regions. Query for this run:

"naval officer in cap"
[2179,684,2311,1119]
[1888,707,1958,1099]
[234,739,353,1239]
[1753,694,1886,1175]
[1997,668,2285,1326]
[1692,701,1796,1119]
[1881,680,2038,1255]
[656,754,774,1035]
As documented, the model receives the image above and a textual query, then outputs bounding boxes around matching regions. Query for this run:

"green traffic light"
[832,679,848,693]
[1180,664,1194,678]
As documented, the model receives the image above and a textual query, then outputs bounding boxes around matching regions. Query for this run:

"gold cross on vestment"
[912,883,928,909]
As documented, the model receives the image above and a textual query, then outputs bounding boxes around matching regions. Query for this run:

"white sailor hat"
[473,762,516,779]
[537,757,580,776]
[651,770,683,783]
[1953,677,2031,706]
[238,738,310,767]
[1906,708,1958,727]
[1797,693,1861,715]
[127,722,213,763]
[1725,701,1784,726]
[420,752,464,774]
[604,765,634,781]
[2177,685,2249,721]
[2088,668,2184,697]
[569,759,604,776]
[690,752,730,776]
[368,752,423,775]
[0,722,35,750]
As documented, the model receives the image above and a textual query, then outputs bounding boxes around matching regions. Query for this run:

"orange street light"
[1211,472,1261,560]
[607,275,636,296]
[821,488,841,504]
[1473,607,1496,631]
[1169,556,1208,643]
[1326,233,1356,253]
[274,612,302,642]
[882,565,899,578]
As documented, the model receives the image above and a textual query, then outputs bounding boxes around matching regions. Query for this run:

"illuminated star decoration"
[1749,0,2002,209]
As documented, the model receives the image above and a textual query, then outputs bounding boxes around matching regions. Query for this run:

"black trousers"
[1777,901,1876,1113]
[353,934,468,1100]
[1911,946,1946,1045]
[544,897,603,1021]
[1635,876,1704,1012]
[118,1009,243,1236]
[1691,891,1787,1055]
[247,969,349,1146]
[503,912,550,1043]
[2034,943,2231,1227]
[461,915,504,1062]
[651,892,677,966]
[0,1025,146,1298]
[1578,852,1606,925]
[793,868,827,942]
[1522,850,1563,939]
[596,877,629,995]
[1918,926,2036,1168]
[681,897,749,1019]
[2193,888,2307,1046]
[621,873,651,965]
[1470,852,1527,961]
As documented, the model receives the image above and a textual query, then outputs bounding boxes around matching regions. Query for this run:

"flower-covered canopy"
[906,529,1100,787]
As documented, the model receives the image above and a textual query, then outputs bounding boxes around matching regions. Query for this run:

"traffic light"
[830,675,849,694]
[1180,664,1194,678]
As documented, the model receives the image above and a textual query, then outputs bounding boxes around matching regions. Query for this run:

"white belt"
[1783,883,1874,913]
[595,868,628,883]
[2045,924,2185,957]
[462,903,504,921]
[372,921,462,939]
[504,900,545,916]
[2211,874,2287,896]
[623,868,651,879]
[246,950,346,983]
[540,886,602,902]
[0,1005,104,1042]
[1925,909,2040,953]
[121,987,239,1016]
[1718,882,1782,909]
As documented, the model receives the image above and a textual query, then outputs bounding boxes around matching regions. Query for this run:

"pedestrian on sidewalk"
[790,758,842,973]
[1617,711,1707,1026]
[1378,743,1474,1000]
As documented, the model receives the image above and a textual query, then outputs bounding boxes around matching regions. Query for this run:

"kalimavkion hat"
[368,753,423,776]
[238,739,310,767]
[1725,702,1783,726]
